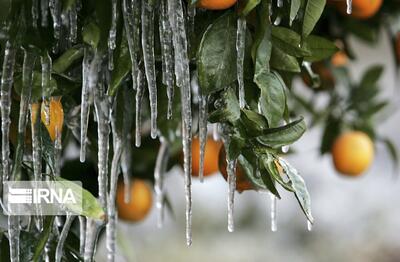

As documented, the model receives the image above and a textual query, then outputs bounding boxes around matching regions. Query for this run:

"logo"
[3,181,82,216]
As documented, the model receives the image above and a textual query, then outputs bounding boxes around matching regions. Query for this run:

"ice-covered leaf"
[256,118,306,148]
[240,109,269,136]
[271,27,311,57]
[108,38,131,96]
[208,88,241,124]
[53,47,84,74]
[197,12,237,95]
[82,22,101,49]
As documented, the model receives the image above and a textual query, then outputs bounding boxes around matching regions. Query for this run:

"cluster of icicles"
[0,0,344,260]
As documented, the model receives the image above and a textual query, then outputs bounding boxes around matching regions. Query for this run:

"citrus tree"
[0,0,398,261]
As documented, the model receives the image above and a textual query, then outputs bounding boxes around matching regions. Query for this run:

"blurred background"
[96,29,400,262]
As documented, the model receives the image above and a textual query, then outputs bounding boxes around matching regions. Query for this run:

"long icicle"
[83,218,100,262]
[49,0,61,39]
[168,0,193,245]
[80,48,93,163]
[41,53,52,126]
[159,0,175,119]
[269,192,277,232]
[226,158,236,232]
[107,106,123,262]
[79,216,86,255]
[198,93,208,182]
[135,67,145,147]
[154,137,169,228]
[236,17,246,109]
[69,4,78,43]
[0,42,16,189]
[122,0,140,91]
[141,0,158,138]
[32,0,39,28]
[41,0,49,27]
[55,214,75,262]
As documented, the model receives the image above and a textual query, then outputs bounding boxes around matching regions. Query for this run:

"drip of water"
[141,1,158,139]
[346,0,352,14]
[154,138,170,228]
[270,193,277,232]
[236,18,246,109]
[307,220,313,231]
[55,214,75,262]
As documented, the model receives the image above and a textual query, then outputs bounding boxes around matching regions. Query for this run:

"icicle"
[277,0,283,8]
[69,5,78,43]
[307,220,313,231]
[154,137,170,228]
[41,0,49,27]
[159,0,175,119]
[55,214,75,262]
[168,0,193,245]
[135,68,145,147]
[54,115,62,177]
[32,0,39,28]
[212,124,220,141]
[8,216,20,262]
[80,48,93,163]
[79,216,86,255]
[273,16,282,26]
[49,0,61,39]
[236,17,246,109]
[0,42,16,186]
[186,4,196,53]
[93,57,110,215]
[108,0,118,71]
[121,147,131,203]
[269,192,277,232]
[226,158,236,232]
[31,104,43,231]
[141,0,158,139]
[41,54,52,126]
[84,219,99,262]
[122,0,140,91]
[198,94,208,182]
[346,0,352,14]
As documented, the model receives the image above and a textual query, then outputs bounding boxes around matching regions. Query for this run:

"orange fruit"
[331,50,348,67]
[197,0,237,10]
[218,146,254,192]
[191,136,222,177]
[329,0,382,19]
[331,131,374,176]
[40,97,64,141]
[117,179,153,222]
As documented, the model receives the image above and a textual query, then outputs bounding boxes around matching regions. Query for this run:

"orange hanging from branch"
[329,0,383,19]
[197,0,237,10]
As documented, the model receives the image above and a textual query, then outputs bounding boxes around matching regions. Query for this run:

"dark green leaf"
[302,0,326,38]
[208,88,241,124]
[271,26,311,57]
[359,65,384,88]
[197,12,237,95]
[53,47,84,74]
[240,109,269,136]
[241,0,261,17]
[304,35,339,62]
[290,0,301,25]
[256,118,306,148]
[382,138,399,173]
[270,46,301,72]
[255,71,286,127]
[320,115,341,154]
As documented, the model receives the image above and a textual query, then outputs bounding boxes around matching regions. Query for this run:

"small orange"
[331,131,374,176]
[218,146,254,192]
[329,0,382,19]
[117,179,153,222]
[191,136,222,177]
[331,50,348,67]
[197,0,237,10]
[40,97,64,141]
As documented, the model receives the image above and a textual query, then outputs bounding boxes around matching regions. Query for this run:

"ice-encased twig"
[154,137,170,228]
[55,214,75,262]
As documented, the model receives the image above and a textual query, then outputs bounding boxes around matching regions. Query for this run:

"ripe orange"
[331,50,348,67]
[117,179,153,222]
[191,136,222,177]
[40,97,64,141]
[218,147,254,193]
[197,0,237,10]
[331,131,374,176]
[329,0,382,19]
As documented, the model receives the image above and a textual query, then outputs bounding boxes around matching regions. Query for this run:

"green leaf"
[304,35,339,62]
[208,88,241,124]
[270,46,301,72]
[262,154,295,192]
[359,65,384,88]
[271,26,311,57]
[241,0,261,17]
[302,0,326,39]
[82,22,101,49]
[108,38,132,96]
[197,12,237,95]
[381,138,399,174]
[55,177,106,220]
[253,0,271,73]
[53,47,84,74]
[277,157,314,223]
[255,71,286,127]
[256,118,306,148]
[240,109,269,136]
[290,0,301,25]
[320,115,341,154]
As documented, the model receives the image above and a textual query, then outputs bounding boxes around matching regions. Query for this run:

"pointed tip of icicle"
[228,225,234,233]
[186,239,192,246]
[80,154,86,163]
[307,220,313,231]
